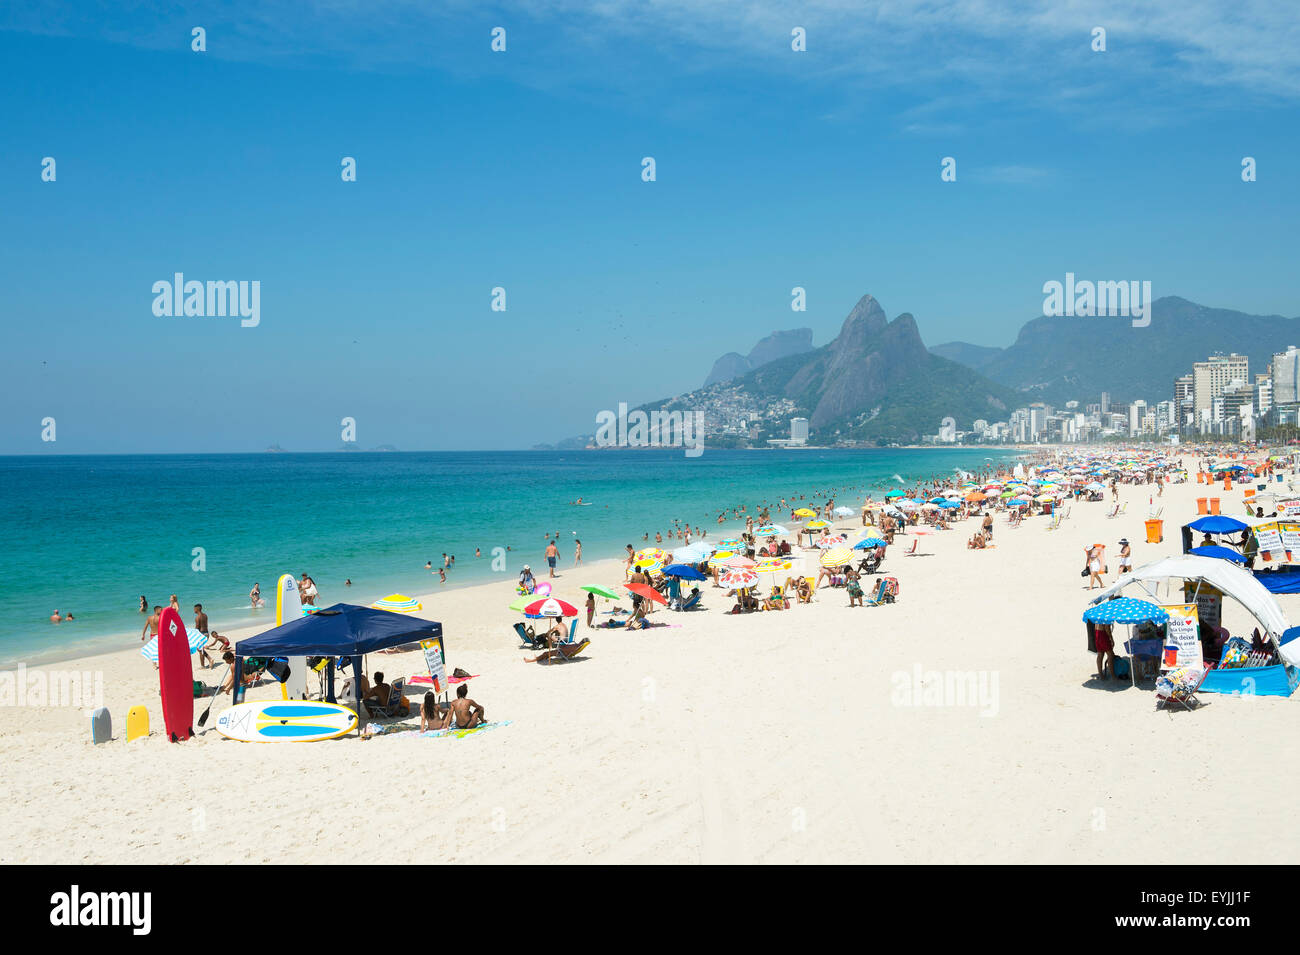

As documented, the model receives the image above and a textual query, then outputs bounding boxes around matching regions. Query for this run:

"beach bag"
[1113,657,1131,679]
[192,680,206,698]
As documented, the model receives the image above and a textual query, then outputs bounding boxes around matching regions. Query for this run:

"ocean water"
[0,448,1017,664]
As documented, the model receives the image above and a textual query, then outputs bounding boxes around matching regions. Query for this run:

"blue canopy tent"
[1190,545,1248,564]
[1182,514,1250,555]
[233,603,443,706]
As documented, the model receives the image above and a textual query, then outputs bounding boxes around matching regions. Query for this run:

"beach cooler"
[1145,519,1163,544]
[1210,497,1221,515]
[1197,497,1208,514]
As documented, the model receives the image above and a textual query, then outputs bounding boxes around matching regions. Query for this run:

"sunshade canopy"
[236,603,441,657]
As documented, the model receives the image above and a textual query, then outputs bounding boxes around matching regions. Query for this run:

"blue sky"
[2,1,1298,452]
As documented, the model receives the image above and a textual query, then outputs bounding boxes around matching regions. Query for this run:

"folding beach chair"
[679,589,704,611]
[1123,638,1163,686]
[365,677,406,718]
[1155,667,1207,712]
[804,576,818,601]
[514,621,545,649]
[865,577,898,607]
[1105,503,1119,519]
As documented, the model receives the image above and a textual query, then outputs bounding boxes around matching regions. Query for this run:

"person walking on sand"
[1086,544,1105,590]
[545,539,560,577]
[575,539,582,565]
[1118,538,1132,574]
[194,603,213,668]
[586,590,596,628]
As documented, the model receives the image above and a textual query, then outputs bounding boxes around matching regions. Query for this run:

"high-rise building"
[790,417,809,445]
[1100,392,1110,415]
[1271,347,1300,421]
[1256,374,1273,416]
[1193,353,1249,420]
[1129,400,1147,436]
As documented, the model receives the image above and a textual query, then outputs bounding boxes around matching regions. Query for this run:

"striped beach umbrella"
[634,547,667,564]
[756,524,789,535]
[141,627,208,662]
[752,557,792,575]
[820,546,855,568]
[370,593,422,613]
[632,557,664,573]
[721,553,756,568]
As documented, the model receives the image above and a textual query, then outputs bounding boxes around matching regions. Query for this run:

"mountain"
[641,294,1020,445]
[703,328,815,386]
[929,341,1003,369]
[937,297,1300,405]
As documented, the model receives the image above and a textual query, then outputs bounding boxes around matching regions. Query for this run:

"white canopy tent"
[1088,554,1300,668]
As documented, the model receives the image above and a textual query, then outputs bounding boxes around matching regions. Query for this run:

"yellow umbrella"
[708,551,735,567]
[806,519,831,530]
[634,547,667,563]
[371,594,423,613]
[793,508,817,517]
[633,557,663,573]
[820,547,854,568]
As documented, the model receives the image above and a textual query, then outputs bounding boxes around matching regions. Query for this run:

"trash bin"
[1196,497,1208,514]
[1145,518,1163,544]
[1209,497,1221,514]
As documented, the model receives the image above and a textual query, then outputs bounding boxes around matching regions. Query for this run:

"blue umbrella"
[1190,545,1248,564]
[939,501,960,509]
[854,537,888,549]
[663,564,707,580]
[1188,515,1248,534]
[1007,497,1028,506]
[1082,598,1169,626]
[141,627,209,662]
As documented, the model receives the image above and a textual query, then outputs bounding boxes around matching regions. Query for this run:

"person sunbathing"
[795,577,812,603]
[420,692,445,732]
[440,683,486,728]
[624,604,649,630]
[525,638,591,664]
[543,616,567,646]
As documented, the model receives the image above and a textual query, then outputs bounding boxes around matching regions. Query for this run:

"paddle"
[196,665,230,728]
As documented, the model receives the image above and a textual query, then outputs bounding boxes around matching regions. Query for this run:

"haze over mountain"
[936,297,1300,406]
[704,328,815,386]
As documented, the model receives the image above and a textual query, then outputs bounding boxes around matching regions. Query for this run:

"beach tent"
[233,603,443,705]
[1190,545,1247,564]
[1088,555,1300,697]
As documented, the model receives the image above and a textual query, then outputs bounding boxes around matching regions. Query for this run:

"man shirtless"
[143,605,162,641]
[439,683,486,729]
[194,603,213,667]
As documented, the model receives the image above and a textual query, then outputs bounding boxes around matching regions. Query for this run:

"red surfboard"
[157,607,194,742]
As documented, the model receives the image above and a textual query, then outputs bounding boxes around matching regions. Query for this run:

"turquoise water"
[0,449,1017,664]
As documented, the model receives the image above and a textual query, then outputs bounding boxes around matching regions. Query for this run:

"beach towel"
[408,673,479,686]
[421,720,511,739]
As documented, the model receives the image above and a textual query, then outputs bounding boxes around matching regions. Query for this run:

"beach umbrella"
[921,503,939,511]
[815,535,846,548]
[1188,515,1249,534]
[832,506,855,518]
[634,547,667,563]
[884,490,906,499]
[626,583,667,605]
[756,524,790,535]
[793,507,817,517]
[820,546,855,568]
[580,585,622,599]
[663,564,707,580]
[141,627,209,662]
[672,542,715,562]
[1082,598,1169,626]
[718,537,745,548]
[1190,545,1248,564]
[523,597,578,617]
[805,519,831,529]
[721,553,756,568]
[854,537,888,549]
[718,568,759,589]
[965,491,985,502]
[1007,498,1028,506]
[370,594,422,614]
[752,557,792,577]
[632,557,664,573]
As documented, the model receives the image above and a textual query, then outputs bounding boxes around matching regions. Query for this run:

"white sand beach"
[2,458,1295,864]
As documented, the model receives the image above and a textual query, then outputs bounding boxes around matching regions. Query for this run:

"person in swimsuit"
[194,603,213,667]
[439,683,485,729]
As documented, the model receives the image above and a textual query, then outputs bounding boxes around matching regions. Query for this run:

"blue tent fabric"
[1200,664,1299,697]
[1082,598,1169,626]
[1254,569,1300,595]
[1187,515,1249,534]
[235,603,442,657]
[1190,545,1248,564]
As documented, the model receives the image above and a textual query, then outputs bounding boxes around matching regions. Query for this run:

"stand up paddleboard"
[157,607,194,742]
[215,701,357,742]
[276,574,309,701]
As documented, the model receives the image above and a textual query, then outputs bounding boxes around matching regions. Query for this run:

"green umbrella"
[581,585,621,600]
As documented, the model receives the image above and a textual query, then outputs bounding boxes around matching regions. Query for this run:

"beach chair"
[513,622,544,649]
[804,576,818,601]
[365,678,406,719]
[1104,503,1119,519]
[1123,638,1163,686]
[903,539,918,556]
[865,577,898,606]
[679,590,703,611]
[1155,667,1206,712]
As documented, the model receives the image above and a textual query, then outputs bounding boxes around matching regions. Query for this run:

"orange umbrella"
[964,491,985,502]
[625,583,667,605]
